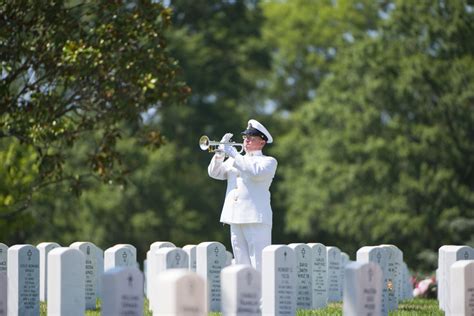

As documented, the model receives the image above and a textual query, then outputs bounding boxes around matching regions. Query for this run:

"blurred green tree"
[0,0,188,240]
[275,0,474,271]
[261,0,381,112]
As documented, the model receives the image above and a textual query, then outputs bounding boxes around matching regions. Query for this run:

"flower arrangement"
[412,275,437,299]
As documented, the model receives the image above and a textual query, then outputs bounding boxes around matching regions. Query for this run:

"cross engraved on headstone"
[87,246,90,255]
[122,251,127,262]
[301,248,306,258]
[175,253,181,265]
[284,251,287,261]
[27,249,32,260]
[214,246,219,257]
[333,251,336,259]
[376,251,382,263]
[368,268,373,282]
[246,271,253,286]
[465,251,469,259]
[128,274,133,287]
[318,247,322,255]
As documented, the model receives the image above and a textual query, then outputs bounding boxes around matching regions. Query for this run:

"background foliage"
[1,0,473,272]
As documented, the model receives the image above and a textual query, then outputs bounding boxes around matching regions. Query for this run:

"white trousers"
[230,223,271,272]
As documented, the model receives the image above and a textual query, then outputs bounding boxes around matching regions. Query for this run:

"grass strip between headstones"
[39,298,444,315]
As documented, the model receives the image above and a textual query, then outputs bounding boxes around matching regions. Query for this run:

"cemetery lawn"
[39,298,444,315]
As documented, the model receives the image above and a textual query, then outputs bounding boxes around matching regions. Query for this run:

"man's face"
[243,135,266,152]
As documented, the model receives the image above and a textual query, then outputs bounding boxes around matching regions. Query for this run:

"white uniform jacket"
[208,150,277,226]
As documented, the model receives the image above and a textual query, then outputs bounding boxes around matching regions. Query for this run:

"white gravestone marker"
[356,246,389,316]
[154,269,206,316]
[343,261,383,316]
[0,243,7,273]
[146,241,175,301]
[340,252,350,300]
[37,242,60,302]
[226,251,234,267]
[401,262,413,300]
[183,245,197,271]
[221,264,261,316]
[379,245,402,310]
[0,272,7,316]
[289,243,312,309]
[450,260,474,316]
[441,246,474,314]
[261,245,296,316]
[95,246,104,299]
[151,248,189,313]
[70,241,99,310]
[102,266,143,316]
[8,244,40,316]
[0,244,8,315]
[196,241,227,312]
[47,247,85,316]
[326,246,342,302]
[307,243,328,309]
[104,244,136,272]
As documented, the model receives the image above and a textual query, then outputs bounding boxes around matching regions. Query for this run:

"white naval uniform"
[208,150,277,272]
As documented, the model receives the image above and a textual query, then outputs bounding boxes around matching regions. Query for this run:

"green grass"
[40,298,442,315]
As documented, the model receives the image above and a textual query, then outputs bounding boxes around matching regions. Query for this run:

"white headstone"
[7,244,40,316]
[0,245,8,316]
[156,248,189,273]
[379,245,402,309]
[326,246,342,302]
[37,242,60,302]
[356,246,389,315]
[146,241,175,300]
[102,266,144,316]
[196,241,226,312]
[307,243,328,309]
[225,251,233,267]
[150,248,189,312]
[221,264,261,316]
[340,252,350,300]
[401,262,413,300]
[94,246,104,300]
[0,272,7,316]
[47,247,85,316]
[450,260,474,316]
[70,241,99,310]
[440,246,474,313]
[154,269,206,316]
[104,244,136,272]
[0,244,7,273]
[343,261,383,316]
[261,245,296,316]
[288,243,312,309]
[183,245,197,271]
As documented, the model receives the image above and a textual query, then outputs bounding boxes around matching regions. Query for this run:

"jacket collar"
[246,150,263,157]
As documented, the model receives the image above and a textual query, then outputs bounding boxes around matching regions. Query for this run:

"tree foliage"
[0,0,188,219]
[261,0,381,111]
[274,0,474,271]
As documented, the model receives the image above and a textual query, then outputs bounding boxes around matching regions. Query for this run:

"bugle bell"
[199,135,244,153]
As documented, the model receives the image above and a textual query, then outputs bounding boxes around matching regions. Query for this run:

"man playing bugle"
[207,119,277,272]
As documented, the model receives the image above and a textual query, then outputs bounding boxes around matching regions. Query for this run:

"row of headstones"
[437,245,474,316]
[0,242,138,315]
[143,242,413,315]
[0,241,413,316]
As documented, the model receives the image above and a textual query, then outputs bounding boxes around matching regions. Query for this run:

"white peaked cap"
[243,119,273,144]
